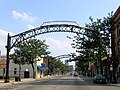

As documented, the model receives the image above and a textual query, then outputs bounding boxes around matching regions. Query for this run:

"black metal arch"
[54,54,74,60]
[5,21,88,83]
[9,21,88,49]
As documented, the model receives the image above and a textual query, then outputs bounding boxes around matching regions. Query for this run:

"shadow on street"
[23,76,120,88]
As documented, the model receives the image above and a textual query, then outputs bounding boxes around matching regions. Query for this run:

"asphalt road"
[0,75,120,90]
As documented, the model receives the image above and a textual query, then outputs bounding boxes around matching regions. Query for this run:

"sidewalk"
[0,75,53,87]
[0,78,36,87]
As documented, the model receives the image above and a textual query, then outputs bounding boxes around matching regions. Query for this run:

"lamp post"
[110,64,113,83]
[18,48,21,81]
[47,58,50,75]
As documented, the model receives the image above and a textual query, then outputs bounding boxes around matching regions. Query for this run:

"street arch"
[10,21,88,49]
[54,53,76,60]
[5,21,90,83]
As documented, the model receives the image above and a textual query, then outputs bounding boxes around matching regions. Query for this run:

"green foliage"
[10,38,50,78]
[47,56,70,74]
[10,39,50,65]
[68,12,113,72]
[23,39,50,64]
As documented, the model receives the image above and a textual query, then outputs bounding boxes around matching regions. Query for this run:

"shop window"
[118,41,120,54]
[117,24,120,36]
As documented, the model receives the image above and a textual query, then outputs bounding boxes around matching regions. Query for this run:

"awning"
[37,65,45,71]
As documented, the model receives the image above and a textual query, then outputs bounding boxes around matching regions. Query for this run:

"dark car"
[74,73,78,77]
[93,74,106,84]
[70,72,72,76]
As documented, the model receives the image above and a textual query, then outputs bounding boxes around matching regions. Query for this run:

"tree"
[68,12,113,74]
[10,43,28,80]
[47,56,70,75]
[10,38,50,79]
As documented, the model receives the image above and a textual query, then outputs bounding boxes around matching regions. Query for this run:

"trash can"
[15,76,19,81]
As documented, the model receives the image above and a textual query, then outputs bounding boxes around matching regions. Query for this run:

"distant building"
[65,60,69,66]
[69,65,74,72]
[100,55,111,81]
[89,63,96,77]
[0,50,1,61]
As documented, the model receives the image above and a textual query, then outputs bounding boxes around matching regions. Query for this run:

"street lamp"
[110,64,113,71]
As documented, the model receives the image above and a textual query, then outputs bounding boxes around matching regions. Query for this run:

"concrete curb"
[0,75,61,87]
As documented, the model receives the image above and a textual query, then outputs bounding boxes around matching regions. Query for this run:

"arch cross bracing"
[54,54,73,60]
[9,21,88,49]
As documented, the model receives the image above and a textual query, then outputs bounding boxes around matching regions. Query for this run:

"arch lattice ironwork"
[9,21,89,49]
[55,54,73,60]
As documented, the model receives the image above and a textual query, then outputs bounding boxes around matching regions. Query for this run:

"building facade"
[0,54,48,79]
[112,6,120,78]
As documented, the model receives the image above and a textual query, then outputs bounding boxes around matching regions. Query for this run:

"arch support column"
[4,33,11,83]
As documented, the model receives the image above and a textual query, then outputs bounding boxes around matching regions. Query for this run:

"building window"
[118,41,120,54]
[117,24,120,36]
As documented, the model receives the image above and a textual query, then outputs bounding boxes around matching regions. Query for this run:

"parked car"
[70,72,72,76]
[74,73,78,77]
[93,74,106,84]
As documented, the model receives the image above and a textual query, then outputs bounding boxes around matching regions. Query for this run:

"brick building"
[112,6,120,78]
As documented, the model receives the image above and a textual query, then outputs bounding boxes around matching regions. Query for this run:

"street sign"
[41,63,45,67]
[0,62,6,68]
[37,65,45,71]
